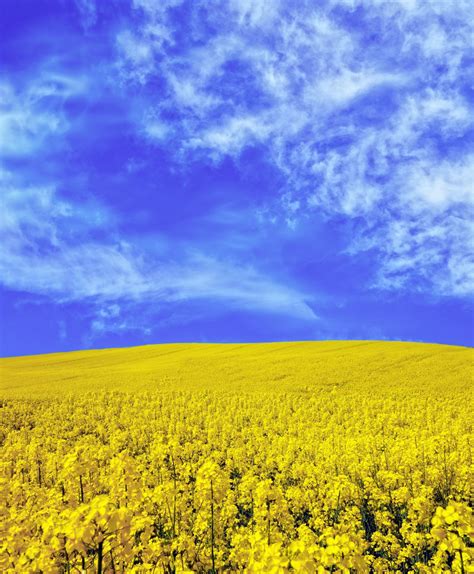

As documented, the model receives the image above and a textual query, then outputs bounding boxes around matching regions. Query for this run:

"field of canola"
[0,340,473,573]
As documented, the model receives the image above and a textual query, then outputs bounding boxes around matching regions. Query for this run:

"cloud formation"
[115,0,473,297]
[0,0,472,352]
[0,75,81,157]
[0,170,314,321]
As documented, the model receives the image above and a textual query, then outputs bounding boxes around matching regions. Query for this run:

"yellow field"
[0,341,473,573]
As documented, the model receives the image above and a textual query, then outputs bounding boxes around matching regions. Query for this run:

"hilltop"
[1,340,471,397]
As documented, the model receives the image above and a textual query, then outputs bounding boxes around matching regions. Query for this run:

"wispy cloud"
[113,0,473,298]
[354,211,474,298]
[1,0,472,352]
[74,0,97,31]
[0,170,315,323]
[0,72,87,157]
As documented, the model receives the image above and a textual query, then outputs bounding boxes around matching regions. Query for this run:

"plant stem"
[210,479,216,573]
[79,474,84,503]
[97,540,103,574]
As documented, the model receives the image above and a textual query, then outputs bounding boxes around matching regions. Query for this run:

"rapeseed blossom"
[0,341,472,572]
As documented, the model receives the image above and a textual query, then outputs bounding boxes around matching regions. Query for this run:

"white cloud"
[373,214,474,298]
[0,171,316,321]
[0,85,65,157]
[107,1,474,297]
[0,73,87,157]
[74,0,97,31]
[388,89,471,151]
[229,0,281,28]
[188,114,271,157]
[314,70,402,107]
[116,30,156,84]
[167,254,316,320]
[116,4,358,159]
[404,156,474,209]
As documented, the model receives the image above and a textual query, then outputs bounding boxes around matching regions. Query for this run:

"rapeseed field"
[0,341,472,573]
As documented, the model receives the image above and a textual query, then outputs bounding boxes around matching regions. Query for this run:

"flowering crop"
[0,341,472,572]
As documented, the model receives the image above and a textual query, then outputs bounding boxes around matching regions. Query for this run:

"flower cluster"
[0,342,472,572]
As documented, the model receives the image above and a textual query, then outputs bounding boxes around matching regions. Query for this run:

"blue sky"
[1,0,473,356]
